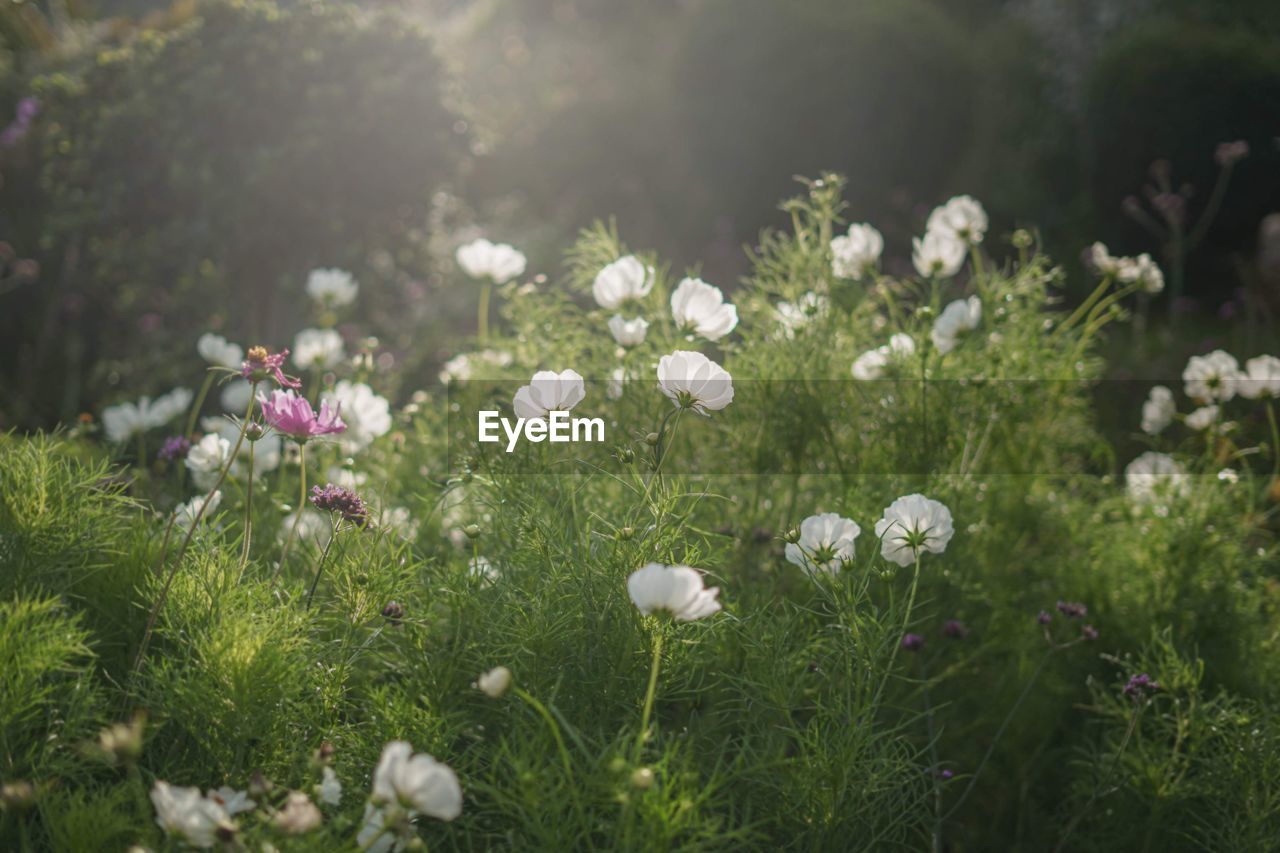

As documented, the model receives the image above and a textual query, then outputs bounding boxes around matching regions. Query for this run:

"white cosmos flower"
[931,296,982,354]
[197,333,244,369]
[151,781,234,849]
[1182,350,1242,402]
[670,277,738,341]
[456,238,527,284]
[1141,386,1176,435]
[322,381,392,452]
[1125,451,1189,504]
[1185,405,1219,431]
[1239,355,1280,399]
[593,255,654,309]
[926,195,988,244]
[316,767,342,807]
[775,292,828,336]
[1088,242,1122,276]
[150,387,194,426]
[293,328,346,370]
[851,333,916,380]
[1116,253,1164,294]
[206,787,256,816]
[874,494,955,567]
[627,562,721,622]
[656,350,734,415]
[105,387,195,441]
[476,666,512,698]
[512,369,586,419]
[356,804,396,853]
[186,433,232,489]
[370,741,462,821]
[174,491,222,532]
[830,223,884,280]
[608,315,649,347]
[785,513,861,576]
[912,229,967,278]
[306,268,359,307]
[439,349,513,384]
[220,379,254,413]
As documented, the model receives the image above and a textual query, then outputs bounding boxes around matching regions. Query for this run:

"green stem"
[239,438,255,575]
[277,442,308,576]
[306,517,340,609]
[184,371,216,439]
[514,687,585,822]
[634,628,665,762]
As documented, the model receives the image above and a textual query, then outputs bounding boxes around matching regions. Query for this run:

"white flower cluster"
[784,495,955,576]
[456,238,528,284]
[913,195,986,279]
[1138,350,1280,437]
[1087,243,1164,293]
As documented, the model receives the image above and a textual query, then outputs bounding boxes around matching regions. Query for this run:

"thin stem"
[184,371,216,439]
[514,687,585,823]
[238,438,255,575]
[878,554,922,696]
[277,443,308,576]
[478,281,492,343]
[634,628,665,762]
[305,517,340,609]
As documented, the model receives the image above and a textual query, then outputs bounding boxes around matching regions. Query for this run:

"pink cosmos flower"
[259,389,346,442]
[241,346,302,389]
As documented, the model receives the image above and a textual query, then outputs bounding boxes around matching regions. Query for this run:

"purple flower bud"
[1082,624,1099,641]
[901,633,925,652]
[157,435,191,462]
[1036,610,1052,626]
[940,769,954,780]
[1056,600,1088,619]
[1123,672,1157,698]
[942,619,968,639]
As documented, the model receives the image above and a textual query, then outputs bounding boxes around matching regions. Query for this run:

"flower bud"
[463,524,482,540]
[1011,229,1033,250]
[618,446,635,464]
[630,767,655,790]
[245,422,266,442]
[782,527,801,544]
[643,432,660,447]
[617,526,635,541]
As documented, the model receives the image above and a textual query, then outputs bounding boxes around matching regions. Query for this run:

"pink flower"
[259,389,346,442]
[241,346,302,389]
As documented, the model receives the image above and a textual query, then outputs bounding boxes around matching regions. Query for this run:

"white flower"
[593,255,654,309]
[277,510,331,549]
[186,433,232,489]
[293,328,346,370]
[468,555,499,584]
[323,381,392,452]
[476,666,512,698]
[512,369,586,419]
[830,224,884,280]
[370,740,462,821]
[1141,385,1176,435]
[273,791,322,835]
[456,238,527,284]
[784,513,861,576]
[626,563,722,622]
[306,268,359,307]
[926,195,988,244]
[327,466,368,490]
[931,296,982,354]
[852,333,916,380]
[1218,468,1239,484]
[1185,405,1219,431]
[656,350,734,415]
[174,491,222,532]
[607,366,626,400]
[206,787,256,816]
[316,767,342,807]
[151,781,233,849]
[874,494,955,567]
[197,334,243,369]
[912,230,967,278]
[1116,253,1164,294]
[1182,350,1241,402]
[439,349,513,384]
[1238,355,1280,399]
[775,292,828,336]
[148,387,194,427]
[102,401,149,444]
[1125,451,1189,504]
[670,277,738,341]
[608,315,649,347]
[220,379,254,413]
[1088,242,1122,276]
[356,804,396,853]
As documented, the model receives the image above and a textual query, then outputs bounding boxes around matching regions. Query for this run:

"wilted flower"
[784,512,861,576]
[512,369,586,419]
[185,433,232,489]
[670,277,738,341]
[593,255,654,309]
[852,333,916,380]
[293,328,346,370]
[900,633,925,652]
[1183,350,1242,402]
[830,223,884,280]
[151,781,235,848]
[174,491,222,532]
[305,268,359,307]
[775,292,828,336]
[608,315,649,347]
[926,195,988,244]
[931,296,982,355]
[309,483,369,526]
[241,346,302,390]
[197,333,244,369]
[1124,451,1189,504]
[476,666,512,698]
[274,791,322,834]
[456,238,527,284]
[158,435,191,462]
[259,389,346,443]
[875,494,955,567]
[1141,386,1176,435]
[1238,354,1280,399]
[322,381,391,453]
[206,787,256,817]
[627,563,722,622]
[1185,405,1219,431]
[656,350,734,415]
[370,740,463,821]
[316,767,342,807]
[439,349,513,384]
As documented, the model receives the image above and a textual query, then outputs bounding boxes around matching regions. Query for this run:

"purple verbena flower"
[157,435,191,462]
[259,389,345,443]
[241,345,302,389]
[1056,600,1088,619]
[1082,624,1099,641]
[1036,610,1052,626]
[1123,672,1158,699]
[309,483,369,527]
[901,633,925,652]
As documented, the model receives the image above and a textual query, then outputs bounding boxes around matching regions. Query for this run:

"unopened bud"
[643,432,660,447]
[463,524,482,540]
[630,767,655,790]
